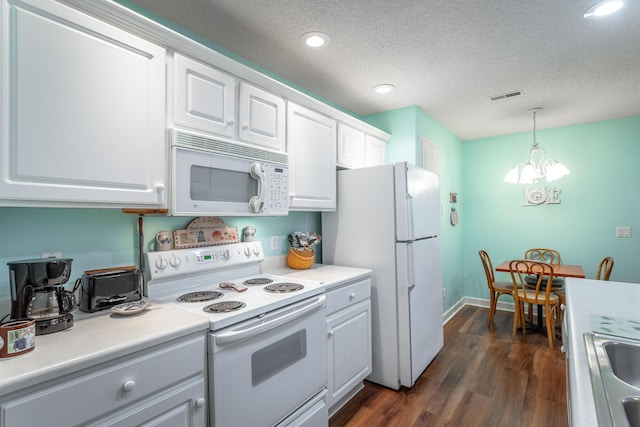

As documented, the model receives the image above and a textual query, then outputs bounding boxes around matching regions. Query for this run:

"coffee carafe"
[7,258,76,335]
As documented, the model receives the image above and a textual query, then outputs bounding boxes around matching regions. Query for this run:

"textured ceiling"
[129,0,640,140]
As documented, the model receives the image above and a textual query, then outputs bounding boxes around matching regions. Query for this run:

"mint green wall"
[462,116,640,300]
[365,106,465,311]
[0,210,320,302]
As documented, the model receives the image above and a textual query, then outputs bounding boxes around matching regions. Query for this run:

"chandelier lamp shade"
[504,108,570,184]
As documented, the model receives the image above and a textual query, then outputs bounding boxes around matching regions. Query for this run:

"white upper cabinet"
[287,102,336,211]
[0,0,167,207]
[365,134,387,167]
[173,53,235,139]
[238,82,286,152]
[337,123,386,169]
[337,123,366,169]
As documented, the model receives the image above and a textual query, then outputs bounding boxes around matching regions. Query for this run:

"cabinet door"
[86,379,207,427]
[238,82,285,152]
[337,123,365,169]
[365,135,387,166]
[326,299,372,410]
[286,102,336,211]
[173,53,235,138]
[0,0,166,207]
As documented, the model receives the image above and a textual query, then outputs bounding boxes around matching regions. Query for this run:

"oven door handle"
[215,295,326,345]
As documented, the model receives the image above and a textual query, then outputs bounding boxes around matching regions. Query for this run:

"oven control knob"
[253,246,261,256]
[221,249,230,260]
[155,257,168,270]
[244,247,252,257]
[169,256,181,268]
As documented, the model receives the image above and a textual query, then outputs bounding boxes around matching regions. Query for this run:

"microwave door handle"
[249,162,265,213]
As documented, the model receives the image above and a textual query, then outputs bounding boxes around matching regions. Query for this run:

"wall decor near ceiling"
[522,187,561,206]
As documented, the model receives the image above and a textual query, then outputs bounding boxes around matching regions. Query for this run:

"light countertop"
[565,278,640,427]
[1,262,370,398]
[0,300,209,396]
[263,260,372,290]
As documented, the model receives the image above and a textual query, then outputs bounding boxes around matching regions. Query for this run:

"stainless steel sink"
[584,333,640,427]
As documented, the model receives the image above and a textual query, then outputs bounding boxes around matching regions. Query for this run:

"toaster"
[79,266,142,312]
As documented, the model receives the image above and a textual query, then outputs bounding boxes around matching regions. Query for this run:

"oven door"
[210,295,327,427]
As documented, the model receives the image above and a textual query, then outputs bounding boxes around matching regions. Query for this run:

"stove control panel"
[146,242,264,279]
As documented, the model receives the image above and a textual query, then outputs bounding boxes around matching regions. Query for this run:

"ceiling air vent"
[489,90,524,101]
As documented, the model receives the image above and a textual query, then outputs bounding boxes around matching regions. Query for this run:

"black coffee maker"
[7,258,76,335]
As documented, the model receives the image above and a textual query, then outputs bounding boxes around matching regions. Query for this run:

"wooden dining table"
[495,260,585,331]
[495,261,585,278]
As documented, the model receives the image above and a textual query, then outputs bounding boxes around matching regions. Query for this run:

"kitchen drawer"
[0,334,205,426]
[326,278,371,315]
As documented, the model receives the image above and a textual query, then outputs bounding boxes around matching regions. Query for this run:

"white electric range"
[145,242,329,427]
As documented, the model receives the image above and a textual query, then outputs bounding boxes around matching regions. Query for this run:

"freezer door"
[394,162,440,241]
[396,237,443,387]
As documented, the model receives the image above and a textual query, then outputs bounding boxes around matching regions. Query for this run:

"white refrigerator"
[322,162,443,390]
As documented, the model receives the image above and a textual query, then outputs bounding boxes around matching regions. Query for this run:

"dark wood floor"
[329,305,567,427]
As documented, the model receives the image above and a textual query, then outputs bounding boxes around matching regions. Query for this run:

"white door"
[286,102,336,211]
[173,53,235,138]
[396,237,443,388]
[394,163,441,241]
[238,82,286,152]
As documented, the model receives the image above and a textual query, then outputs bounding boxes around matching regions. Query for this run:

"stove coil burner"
[177,291,223,302]
[264,283,304,293]
[204,301,246,313]
[243,277,274,286]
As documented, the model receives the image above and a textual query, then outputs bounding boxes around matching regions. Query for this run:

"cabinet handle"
[242,123,249,130]
[155,183,165,203]
[328,330,334,337]
[226,119,235,125]
[195,398,206,408]
[122,380,136,393]
[349,292,356,299]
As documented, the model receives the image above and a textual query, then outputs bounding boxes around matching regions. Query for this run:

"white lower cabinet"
[0,334,207,427]
[325,278,372,416]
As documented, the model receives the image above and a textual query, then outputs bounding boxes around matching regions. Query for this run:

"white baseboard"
[443,296,516,325]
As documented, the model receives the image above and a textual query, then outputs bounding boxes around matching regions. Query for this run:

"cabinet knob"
[226,119,235,125]
[328,330,334,337]
[242,123,249,130]
[349,292,356,299]
[195,397,206,408]
[122,380,136,393]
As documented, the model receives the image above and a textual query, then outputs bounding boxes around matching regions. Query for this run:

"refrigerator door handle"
[408,283,416,292]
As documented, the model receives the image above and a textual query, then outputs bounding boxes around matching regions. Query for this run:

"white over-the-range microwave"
[170,128,289,216]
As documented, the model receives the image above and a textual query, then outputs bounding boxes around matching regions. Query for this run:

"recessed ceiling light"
[583,0,624,18]
[300,32,330,48]
[373,84,395,94]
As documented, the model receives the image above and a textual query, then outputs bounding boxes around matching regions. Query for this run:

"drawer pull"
[195,398,206,408]
[349,292,356,299]
[122,380,136,393]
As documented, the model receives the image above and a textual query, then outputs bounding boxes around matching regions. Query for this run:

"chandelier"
[504,108,570,184]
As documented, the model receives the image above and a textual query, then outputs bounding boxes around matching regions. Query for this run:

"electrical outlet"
[442,288,446,300]
[41,252,62,258]
[271,236,278,250]
[616,226,631,237]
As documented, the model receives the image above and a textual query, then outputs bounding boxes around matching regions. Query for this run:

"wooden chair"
[479,250,513,326]
[597,256,614,280]
[524,248,565,287]
[509,260,560,349]
[555,256,614,324]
